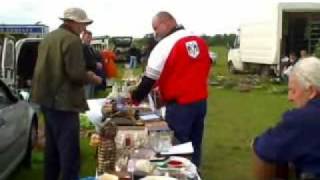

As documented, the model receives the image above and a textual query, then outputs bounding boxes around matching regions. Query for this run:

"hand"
[89,133,101,147]
[93,75,103,85]
[96,62,103,70]
[87,71,103,85]
[128,90,140,106]
[126,92,133,105]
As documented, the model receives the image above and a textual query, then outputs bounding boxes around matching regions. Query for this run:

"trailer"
[227,2,320,76]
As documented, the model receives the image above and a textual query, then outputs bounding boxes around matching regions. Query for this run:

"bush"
[80,114,94,129]
[315,42,320,58]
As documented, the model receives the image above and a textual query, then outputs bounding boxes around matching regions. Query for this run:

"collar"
[158,25,185,42]
[307,98,320,107]
[60,24,79,36]
[167,25,184,37]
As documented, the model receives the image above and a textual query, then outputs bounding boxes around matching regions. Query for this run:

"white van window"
[4,40,14,68]
[0,44,2,65]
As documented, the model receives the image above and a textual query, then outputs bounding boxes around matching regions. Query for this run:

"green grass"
[202,87,291,179]
[10,46,293,179]
[203,46,292,179]
[210,46,229,76]
[9,139,97,179]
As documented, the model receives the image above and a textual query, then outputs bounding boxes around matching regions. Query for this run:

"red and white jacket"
[146,29,211,104]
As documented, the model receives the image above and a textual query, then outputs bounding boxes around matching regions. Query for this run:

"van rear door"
[1,37,16,89]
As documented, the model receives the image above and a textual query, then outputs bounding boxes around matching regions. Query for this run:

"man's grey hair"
[290,57,320,90]
[155,11,175,21]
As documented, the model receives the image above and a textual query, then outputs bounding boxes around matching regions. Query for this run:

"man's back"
[32,26,88,112]
[149,29,211,104]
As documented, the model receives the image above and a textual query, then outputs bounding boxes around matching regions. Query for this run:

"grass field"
[10,46,293,180]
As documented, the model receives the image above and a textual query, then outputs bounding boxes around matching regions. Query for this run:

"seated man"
[282,51,298,81]
[253,57,320,180]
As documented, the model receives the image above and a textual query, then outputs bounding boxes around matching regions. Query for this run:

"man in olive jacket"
[32,8,101,180]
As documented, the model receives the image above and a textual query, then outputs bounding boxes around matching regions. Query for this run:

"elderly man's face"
[71,22,87,35]
[78,23,87,34]
[152,17,169,41]
[288,76,312,108]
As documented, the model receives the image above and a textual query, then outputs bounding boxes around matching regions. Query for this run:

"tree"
[201,34,236,47]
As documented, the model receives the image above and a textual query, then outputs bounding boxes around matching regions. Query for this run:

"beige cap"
[59,7,93,24]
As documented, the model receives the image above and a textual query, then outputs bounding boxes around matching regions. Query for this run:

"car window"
[0,81,17,108]
[112,37,132,47]
[0,90,12,107]
[0,89,14,108]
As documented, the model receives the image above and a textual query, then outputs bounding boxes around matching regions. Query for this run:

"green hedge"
[316,42,320,58]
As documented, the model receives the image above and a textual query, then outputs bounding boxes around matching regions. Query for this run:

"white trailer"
[227,2,320,76]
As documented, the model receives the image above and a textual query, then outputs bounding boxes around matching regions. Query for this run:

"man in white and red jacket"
[131,11,211,167]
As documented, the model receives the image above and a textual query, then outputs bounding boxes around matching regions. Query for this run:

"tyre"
[260,65,270,77]
[228,62,237,74]
[22,117,38,168]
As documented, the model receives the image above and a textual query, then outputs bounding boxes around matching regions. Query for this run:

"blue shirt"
[254,98,320,175]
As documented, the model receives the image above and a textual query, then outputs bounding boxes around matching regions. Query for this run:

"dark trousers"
[165,100,207,167]
[41,106,80,180]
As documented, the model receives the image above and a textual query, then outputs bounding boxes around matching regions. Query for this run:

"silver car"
[0,36,39,180]
[0,79,38,180]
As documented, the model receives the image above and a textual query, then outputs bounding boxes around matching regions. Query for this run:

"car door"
[1,36,16,90]
[0,80,29,178]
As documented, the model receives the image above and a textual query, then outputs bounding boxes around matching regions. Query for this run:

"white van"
[227,2,320,76]
[1,36,42,93]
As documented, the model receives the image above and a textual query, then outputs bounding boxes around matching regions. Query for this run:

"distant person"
[287,51,298,66]
[82,30,105,98]
[299,49,309,60]
[101,49,118,79]
[282,51,298,80]
[130,11,211,167]
[253,57,320,179]
[32,7,102,180]
[141,36,157,70]
[128,46,141,69]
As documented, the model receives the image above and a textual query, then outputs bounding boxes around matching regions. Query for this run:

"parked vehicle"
[209,51,218,65]
[227,2,320,76]
[110,36,133,62]
[0,36,40,180]
[91,35,109,52]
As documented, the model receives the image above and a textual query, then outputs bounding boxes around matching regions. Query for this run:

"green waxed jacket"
[32,26,89,112]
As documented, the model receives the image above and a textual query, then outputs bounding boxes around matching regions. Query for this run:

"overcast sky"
[0,0,319,37]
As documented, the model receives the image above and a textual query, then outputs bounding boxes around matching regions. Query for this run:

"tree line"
[201,34,237,47]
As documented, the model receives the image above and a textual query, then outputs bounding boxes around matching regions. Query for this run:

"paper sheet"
[160,142,194,155]
[140,114,160,121]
